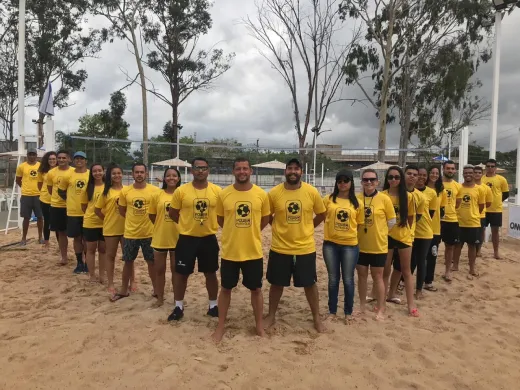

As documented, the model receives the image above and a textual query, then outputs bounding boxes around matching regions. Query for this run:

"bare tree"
[244,0,362,161]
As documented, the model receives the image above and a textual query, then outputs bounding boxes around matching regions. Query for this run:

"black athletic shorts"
[83,227,104,242]
[459,227,481,245]
[122,237,154,262]
[357,252,386,268]
[152,247,175,253]
[20,195,43,219]
[67,216,84,238]
[485,212,502,227]
[50,207,67,232]
[441,221,459,245]
[175,234,219,275]
[388,236,411,249]
[221,258,263,290]
[480,218,486,228]
[266,250,316,288]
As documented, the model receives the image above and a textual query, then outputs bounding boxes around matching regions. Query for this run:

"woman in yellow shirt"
[322,170,363,323]
[382,166,418,317]
[149,168,181,307]
[82,164,105,284]
[37,151,57,247]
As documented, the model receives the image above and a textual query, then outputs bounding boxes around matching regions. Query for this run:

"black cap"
[336,169,353,180]
[286,158,302,168]
[27,148,37,155]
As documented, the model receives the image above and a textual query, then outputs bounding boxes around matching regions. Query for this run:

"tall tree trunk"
[171,82,180,158]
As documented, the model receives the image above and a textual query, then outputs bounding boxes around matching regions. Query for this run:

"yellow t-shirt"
[81,185,104,229]
[95,187,125,236]
[171,182,222,237]
[323,195,364,246]
[149,189,179,250]
[382,190,415,246]
[414,187,437,240]
[58,169,90,216]
[482,174,508,213]
[119,184,160,239]
[269,182,326,255]
[216,184,270,261]
[37,172,51,204]
[456,185,486,228]
[16,162,41,196]
[410,189,425,239]
[432,189,447,236]
[441,180,462,223]
[356,192,396,254]
[477,184,493,218]
[46,166,75,208]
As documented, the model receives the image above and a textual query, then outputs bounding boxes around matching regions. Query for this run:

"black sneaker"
[73,263,82,274]
[167,306,184,321]
[207,306,219,317]
[82,262,89,274]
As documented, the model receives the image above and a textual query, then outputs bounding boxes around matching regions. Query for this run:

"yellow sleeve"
[313,189,327,214]
[80,190,88,205]
[15,164,23,178]
[479,187,486,204]
[385,196,396,220]
[441,190,448,207]
[429,193,437,211]
[486,187,492,204]
[95,192,106,209]
[268,191,275,214]
[261,192,271,217]
[46,170,54,186]
[356,204,364,225]
[408,194,415,217]
[58,173,70,191]
[119,187,128,207]
[456,189,462,200]
[216,193,224,217]
[171,187,182,209]
[500,176,509,192]
[148,192,158,215]
[37,172,44,183]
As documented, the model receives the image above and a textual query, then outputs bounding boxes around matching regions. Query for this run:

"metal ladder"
[4,154,22,234]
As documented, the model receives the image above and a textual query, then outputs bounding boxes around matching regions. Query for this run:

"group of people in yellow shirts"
[15,149,509,341]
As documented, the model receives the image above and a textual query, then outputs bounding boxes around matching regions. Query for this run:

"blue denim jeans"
[322,241,359,315]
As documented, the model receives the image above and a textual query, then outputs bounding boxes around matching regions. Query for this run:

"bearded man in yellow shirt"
[264,159,327,333]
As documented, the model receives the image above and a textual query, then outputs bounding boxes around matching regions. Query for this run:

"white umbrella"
[252,160,286,170]
[355,161,394,171]
[151,157,192,168]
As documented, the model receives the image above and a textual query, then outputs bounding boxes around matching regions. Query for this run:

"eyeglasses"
[337,178,351,184]
[486,165,496,168]
[193,166,209,172]
[362,177,377,183]
[387,175,401,181]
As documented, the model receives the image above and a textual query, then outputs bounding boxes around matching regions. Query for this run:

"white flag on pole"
[38,82,54,116]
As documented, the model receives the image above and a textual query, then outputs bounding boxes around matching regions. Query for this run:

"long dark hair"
[38,151,57,174]
[329,171,359,209]
[86,163,104,201]
[161,167,182,190]
[427,165,444,195]
[103,163,122,196]
[383,166,408,227]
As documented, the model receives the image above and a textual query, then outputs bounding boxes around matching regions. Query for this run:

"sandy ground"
[1,221,520,390]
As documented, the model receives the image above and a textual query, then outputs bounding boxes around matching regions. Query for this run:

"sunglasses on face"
[193,166,209,172]
[362,177,377,183]
[486,165,496,168]
[387,175,401,181]
[337,178,351,184]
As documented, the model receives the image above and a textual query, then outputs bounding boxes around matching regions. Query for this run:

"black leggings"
[40,201,58,242]
[425,235,441,285]
[410,238,432,291]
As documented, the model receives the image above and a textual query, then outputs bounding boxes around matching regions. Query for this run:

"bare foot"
[344,315,355,325]
[352,310,365,318]
[323,313,338,322]
[374,312,385,321]
[256,326,266,338]
[494,253,501,260]
[107,286,116,297]
[451,267,459,271]
[359,304,367,315]
[442,273,452,282]
[415,290,423,300]
[211,326,226,343]
[263,314,276,329]
[467,272,480,280]
[151,299,164,308]
[130,282,138,293]
[314,319,327,333]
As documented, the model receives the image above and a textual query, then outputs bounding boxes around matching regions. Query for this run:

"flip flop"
[409,308,419,317]
[386,297,401,305]
[442,275,452,283]
[366,296,376,303]
[110,293,129,302]
[424,284,438,292]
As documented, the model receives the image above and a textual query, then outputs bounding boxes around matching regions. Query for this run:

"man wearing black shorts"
[168,157,222,320]
[263,159,327,333]
[211,157,271,342]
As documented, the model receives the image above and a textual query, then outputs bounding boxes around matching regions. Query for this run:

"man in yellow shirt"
[211,157,271,342]
[15,149,43,245]
[482,158,509,259]
[264,158,327,333]
[473,166,492,257]
[168,157,222,320]
[111,163,160,301]
[47,150,74,265]
[440,160,462,282]
[58,151,90,274]
[455,165,485,278]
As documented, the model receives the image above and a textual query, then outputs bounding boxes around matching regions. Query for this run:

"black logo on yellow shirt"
[132,198,146,215]
[486,182,493,188]
[334,208,349,231]
[364,206,374,227]
[446,189,452,198]
[235,202,252,228]
[75,179,86,195]
[193,198,209,222]
[461,193,471,209]
[463,194,470,203]
[164,201,173,221]
[286,200,302,224]
[29,170,37,177]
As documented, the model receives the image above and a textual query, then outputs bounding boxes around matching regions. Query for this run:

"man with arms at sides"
[482,159,509,259]
[440,160,461,282]
[211,157,271,342]
[168,157,222,321]
[111,163,160,302]
[455,165,485,279]
[473,166,492,257]
[47,150,74,265]
[15,148,43,245]
[264,158,327,333]
[58,151,90,274]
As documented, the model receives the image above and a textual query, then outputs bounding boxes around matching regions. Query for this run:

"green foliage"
[0,7,17,147]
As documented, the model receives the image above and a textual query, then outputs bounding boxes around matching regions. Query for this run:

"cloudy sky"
[19,1,520,153]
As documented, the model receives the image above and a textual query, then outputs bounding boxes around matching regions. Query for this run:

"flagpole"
[17,0,26,153]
